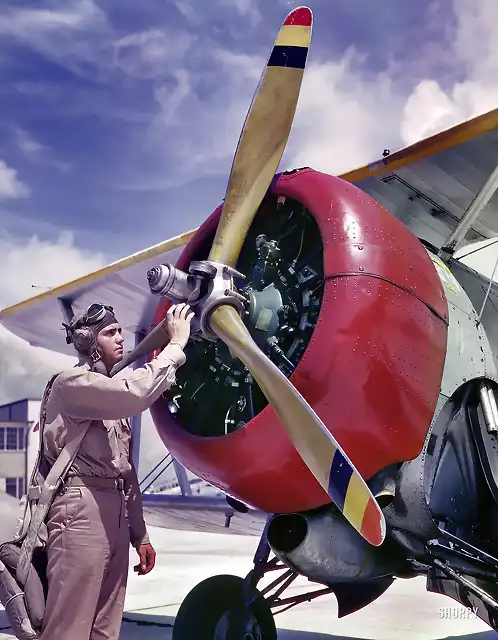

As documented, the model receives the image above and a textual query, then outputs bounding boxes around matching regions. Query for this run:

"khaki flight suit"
[38,343,186,640]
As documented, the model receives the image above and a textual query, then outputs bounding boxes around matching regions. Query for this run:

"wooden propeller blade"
[209,305,386,547]
[208,6,313,268]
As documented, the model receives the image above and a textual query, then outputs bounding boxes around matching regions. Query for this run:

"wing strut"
[439,160,498,259]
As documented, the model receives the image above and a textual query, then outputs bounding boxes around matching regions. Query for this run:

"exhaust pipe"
[267,505,405,583]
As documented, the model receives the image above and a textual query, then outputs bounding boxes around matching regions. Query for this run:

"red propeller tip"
[284,6,312,27]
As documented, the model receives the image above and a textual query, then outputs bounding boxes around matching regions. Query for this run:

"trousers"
[39,482,129,640]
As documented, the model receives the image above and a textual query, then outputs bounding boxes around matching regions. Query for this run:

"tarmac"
[0,525,496,639]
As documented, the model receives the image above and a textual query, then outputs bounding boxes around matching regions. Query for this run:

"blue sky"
[0,0,497,473]
[1,0,494,266]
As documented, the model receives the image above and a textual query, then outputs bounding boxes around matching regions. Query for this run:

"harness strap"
[16,374,92,585]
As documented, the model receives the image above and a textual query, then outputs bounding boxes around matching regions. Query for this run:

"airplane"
[2,4,498,639]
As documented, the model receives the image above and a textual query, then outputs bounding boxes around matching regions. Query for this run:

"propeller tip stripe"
[328,447,385,546]
[328,448,353,510]
[268,45,308,70]
[284,6,312,26]
[361,497,385,546]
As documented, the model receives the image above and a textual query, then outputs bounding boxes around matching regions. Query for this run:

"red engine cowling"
[149,168,448,514]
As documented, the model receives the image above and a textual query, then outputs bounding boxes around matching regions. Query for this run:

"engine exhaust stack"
[266,505,406,584]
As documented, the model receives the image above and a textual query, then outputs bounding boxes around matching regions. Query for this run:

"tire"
[172,574,277,640]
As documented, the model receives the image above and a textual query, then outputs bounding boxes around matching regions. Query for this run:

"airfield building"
[0,397,40,499]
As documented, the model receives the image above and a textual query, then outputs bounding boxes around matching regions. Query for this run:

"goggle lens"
[85,304,114,324]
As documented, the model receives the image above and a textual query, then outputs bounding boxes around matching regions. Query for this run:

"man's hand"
[166,303,194,349]
[133,543,156,576]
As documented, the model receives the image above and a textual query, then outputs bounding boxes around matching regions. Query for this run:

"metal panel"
[450,259,498,378]
[439,301,491,397]
[427,249,498,397]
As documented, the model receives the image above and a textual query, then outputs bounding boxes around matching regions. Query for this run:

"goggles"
[83,303,115,325]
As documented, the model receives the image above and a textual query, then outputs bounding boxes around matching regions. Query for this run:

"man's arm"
[57,342,186,421]
[124,433,150,548]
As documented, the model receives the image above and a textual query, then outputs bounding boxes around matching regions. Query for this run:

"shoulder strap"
[27,372,60,492]
[16,374,92,585]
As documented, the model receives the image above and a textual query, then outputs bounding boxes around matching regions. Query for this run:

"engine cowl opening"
[160,193,324,438]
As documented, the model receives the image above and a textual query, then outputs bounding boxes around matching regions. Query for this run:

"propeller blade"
[208,6,312,268]
[209,304,386,547]
[110,318,169,376]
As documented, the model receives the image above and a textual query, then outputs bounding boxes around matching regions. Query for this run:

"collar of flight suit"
[76,358,110,377]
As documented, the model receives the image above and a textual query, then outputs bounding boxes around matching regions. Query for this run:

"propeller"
[113,6,386,546]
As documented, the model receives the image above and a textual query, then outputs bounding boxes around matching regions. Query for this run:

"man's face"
[97,322,124,368]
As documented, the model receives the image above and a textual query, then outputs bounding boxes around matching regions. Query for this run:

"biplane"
[2,6,498,639]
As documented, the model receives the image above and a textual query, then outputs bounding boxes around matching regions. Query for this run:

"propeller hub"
[148,260,248,341]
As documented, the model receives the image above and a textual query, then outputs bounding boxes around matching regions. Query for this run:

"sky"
[1,0,498,478]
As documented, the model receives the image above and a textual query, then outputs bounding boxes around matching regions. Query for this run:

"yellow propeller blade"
[209,305,386,547]
[208,6,313,268]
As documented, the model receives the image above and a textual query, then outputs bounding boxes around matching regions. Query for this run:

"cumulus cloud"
[399,0,498,148]
[0,159,30,200]
[285,52,403,175]
[286,0,498,175]
[0,231,106,405]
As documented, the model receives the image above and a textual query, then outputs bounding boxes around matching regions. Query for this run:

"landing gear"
[172,518,335,639]
[172,574,276,640]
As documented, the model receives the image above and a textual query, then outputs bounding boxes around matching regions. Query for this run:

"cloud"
[219,0,262,25]
[0,0,110,79]
[112,28,195,80]
[13,128,72,173]
[285,51,403,175]
[0,231,106,405]
[0,159,30,200]
[284,0,498,176]
[399,0,498,147]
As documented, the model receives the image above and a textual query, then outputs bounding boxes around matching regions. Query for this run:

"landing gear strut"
[172,519,334,639]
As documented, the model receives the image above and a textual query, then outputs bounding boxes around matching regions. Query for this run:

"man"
[38,301,194,640]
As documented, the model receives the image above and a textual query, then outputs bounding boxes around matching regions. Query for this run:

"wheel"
[172,574,277,640]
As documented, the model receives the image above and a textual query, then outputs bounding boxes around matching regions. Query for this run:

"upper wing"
[0,229,196,356]
[2,108,498,355]
[340,107,498,251]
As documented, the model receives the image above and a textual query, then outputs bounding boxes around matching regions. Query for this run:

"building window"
[5,477,24,499]
[0,427,4,450]
[6,427,20,451]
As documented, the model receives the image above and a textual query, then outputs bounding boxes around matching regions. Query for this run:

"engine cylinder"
[266,506,407,584]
